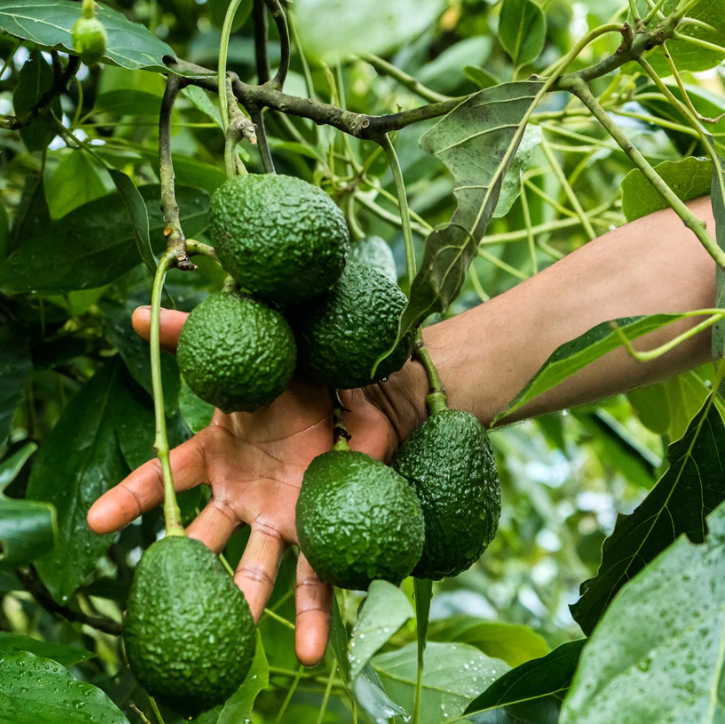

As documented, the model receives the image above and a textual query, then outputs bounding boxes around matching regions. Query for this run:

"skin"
[88,197,717,667]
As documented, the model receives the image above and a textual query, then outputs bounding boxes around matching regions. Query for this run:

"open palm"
[87,306,413,666]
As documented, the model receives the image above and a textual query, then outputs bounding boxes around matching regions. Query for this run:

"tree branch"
[16,568,123,636]
[253,0,270,85]
[263,0,290,91]
[0,55,80,130]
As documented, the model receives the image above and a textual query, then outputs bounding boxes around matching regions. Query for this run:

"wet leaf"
[0,328,32,447]
[12,48,55,152]
[179,381,214,434]
[46,152,107,220]
[0,633,95,667]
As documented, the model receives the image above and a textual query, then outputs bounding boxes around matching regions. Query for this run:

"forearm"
[396,196,717,430]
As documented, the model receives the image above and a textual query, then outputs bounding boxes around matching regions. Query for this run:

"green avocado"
[392,408,501,580]
[209,174,349,304]
[124,536,256,717]
[177,291,296,413]
[349,235,397,283]
[296,449,425,590]
[72,16,108,66]
[292,261,415,389]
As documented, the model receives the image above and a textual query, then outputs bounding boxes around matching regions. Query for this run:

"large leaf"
[498,0,546,68]
[372,642,510,724]
[0,328,32,447]
[0,632,95,667]
[428,617,550,667]
[12,48,55,152]
[0,0,175,72]
[391,81,545,350]
[27,359,129,604]
[9,173,50,257]
[465,641,585,722]
[295,0,445,59]
[0,650,129,724]
[635,0,725,75]
[0,185,209,294]
[561,500,725,723]
[47,152,107,220]
[179,382,215,434]
[349,580,414,680]
[0,443,56,568]
[495,313,697,423]
[621,156,713,222]
[571,395,725,635]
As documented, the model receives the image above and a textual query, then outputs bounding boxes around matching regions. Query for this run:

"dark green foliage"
[292,261,415,389]
[123,535,256,717]
[177,292,296,413]
[296,450,425,590]
[392,409,501,580]
[72,16,108,65]
[349,235,398,283]
[210,174,349,304]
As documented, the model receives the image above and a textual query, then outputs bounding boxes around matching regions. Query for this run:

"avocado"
[392,408,500,580]
[209,174,349,305]
[72,16,108,66]
[349,235,397,283]
[296,449,425,590]
[124,536,256,716]
[177,291,296,413]
[292,261,415,389]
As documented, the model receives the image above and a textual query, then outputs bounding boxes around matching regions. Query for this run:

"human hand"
[87,306,426,666]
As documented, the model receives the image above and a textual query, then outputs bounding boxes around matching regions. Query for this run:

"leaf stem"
[151,251,184,536]
[148,697,165,724]
[273,665,304,724]
[218,0,248,133]
[569,78,725,269]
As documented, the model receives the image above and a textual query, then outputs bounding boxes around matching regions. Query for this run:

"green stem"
[315,666,337,724]
[570,78,725,269]
[358,52,452,104]
[330,389,352,450]
[415,331,447,415]
[356,194,429,235]
[379,133,416,287]
[345,194,366,240]
[151,252,184,536]
[644,0,668,24]
[81,0,94,19]
[218,0,247,133]
[264,608,296,630]
[185,239,218,261]
[148,697,165,724]
[363,177,432,231]
[672,30,725,54]
[273,665,304,724]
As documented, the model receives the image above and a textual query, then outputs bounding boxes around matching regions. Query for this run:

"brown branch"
[253,0,270,84]
[16,568,123,636]
[0,55,80,131]
[262,0,290,91]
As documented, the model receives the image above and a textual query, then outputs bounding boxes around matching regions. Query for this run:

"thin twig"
[263,0,290,90]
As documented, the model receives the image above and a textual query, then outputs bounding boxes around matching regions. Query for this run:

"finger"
[295,553,332,667]
[233,524,286,622]
[186,498,240,554]
[132,306,189,353]
[87,435,205,535]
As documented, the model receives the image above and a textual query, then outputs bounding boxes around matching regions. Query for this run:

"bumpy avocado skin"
[292,261,415,389]
[349,235,397,283]
[296,450,425,590]
[177,292,296,413]
[210,174,349,304]
[392,409,501,580]
[124,536,256,717]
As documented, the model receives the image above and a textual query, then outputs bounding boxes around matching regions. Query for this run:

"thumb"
[132,306,189,354]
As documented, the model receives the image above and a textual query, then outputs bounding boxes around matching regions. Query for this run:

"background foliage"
[1,0,725,722]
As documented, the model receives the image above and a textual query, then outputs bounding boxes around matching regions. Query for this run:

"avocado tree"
[1,0,725,722]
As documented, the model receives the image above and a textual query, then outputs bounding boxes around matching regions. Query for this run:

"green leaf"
[0,0,175,72]
[349,580,414,680]
[0,185,209,294]
[636,0,725,75]
[295,0,445,59]
[0,650,129,724]
[0,443,56,568]
[417,37,493,94]
[109,170,156,275]
[414,577,433,673]
[27,359,129,604]
[13,48,55,152]
[386,81,545,355]
[0,633,95,667]
[621,156,712,222]
[493,125,542,219]
[330,593,352,684]
[208,0,253,32]
[372,642,509,724]
[0,328,32,447]
[47,151,107,219]
[183,85,223,128]
[561,500,725,723]
[0,203,9,260]
[465,640,584,722]
[9,173,50,256]
[429,617,550,667]
[92,89,163,117]
[179,382,215,434]
[495,313,695,423]
[571,396,725,635]
[499,0,547,68]
[463,65,501,90]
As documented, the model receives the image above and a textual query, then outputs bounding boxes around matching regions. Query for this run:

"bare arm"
[380,197,717,434]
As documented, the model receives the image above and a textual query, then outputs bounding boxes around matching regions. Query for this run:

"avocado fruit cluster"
[124,536,256,717]
[349,234,398,283]
[296,448,425,589]
[392,408,501,580]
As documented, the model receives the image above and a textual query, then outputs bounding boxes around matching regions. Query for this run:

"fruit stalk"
[414,332,448,416]
[150,251,185,536]
[81,0,95,19]
[330,389,351,452]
